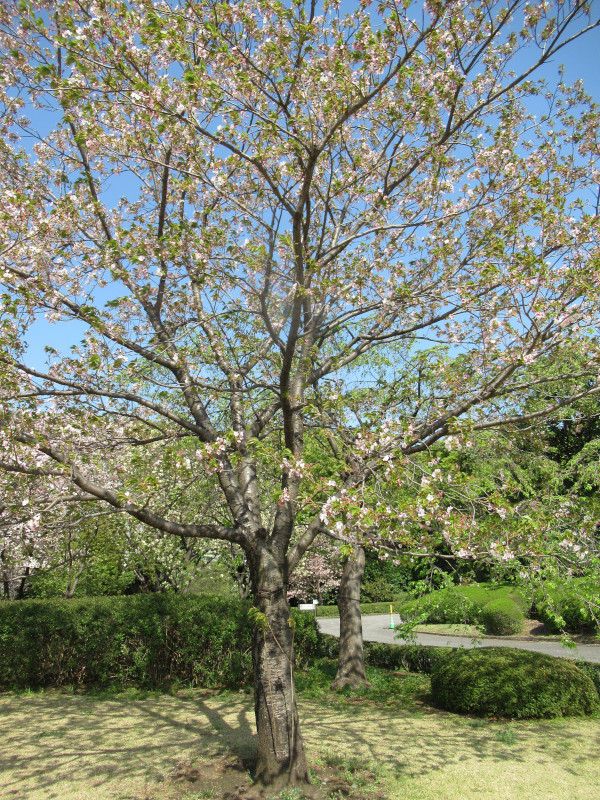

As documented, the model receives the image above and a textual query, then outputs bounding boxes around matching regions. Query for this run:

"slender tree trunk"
[249,545,311,790]
[331,544,369,690]
[16,566,30,600]
[1,549,10,599]
[233,548,251,600]
[65,561,86,598]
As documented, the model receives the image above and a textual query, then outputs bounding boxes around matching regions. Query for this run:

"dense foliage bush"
[575,661,600,696]
[535,584,599,634]
[360,553,427,603]
[480,599,524,635]
[400,589,479,625]
[431,647,599,719]
[319,633,451,674]
[0,594,320,690]
[400,584,529,629]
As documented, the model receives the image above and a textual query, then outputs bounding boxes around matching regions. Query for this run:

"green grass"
[294,657,430,709]
[2,661,600,800]
[413,623,481,636]
[455,583,530,611]
[316,600,406,618]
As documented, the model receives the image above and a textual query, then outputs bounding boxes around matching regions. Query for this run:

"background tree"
[1,0,600,790]
[287,536,341,605]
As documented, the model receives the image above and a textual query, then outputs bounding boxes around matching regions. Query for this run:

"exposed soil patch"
[523,618,548,637]
[163,755,386,799]
[169,754,251,797]
[513,618,598,643]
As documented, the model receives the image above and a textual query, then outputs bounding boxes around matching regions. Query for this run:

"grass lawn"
[412,623,482,636]
[316,600,408,618]
[1,661,599,800]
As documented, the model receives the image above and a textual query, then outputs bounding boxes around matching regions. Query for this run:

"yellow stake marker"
[389,604,395,630]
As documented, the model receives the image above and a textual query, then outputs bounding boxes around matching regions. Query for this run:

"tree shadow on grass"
[0,689,597,799]
[298,693,600,784]
[0,690,256,800]
[136,693,258,770]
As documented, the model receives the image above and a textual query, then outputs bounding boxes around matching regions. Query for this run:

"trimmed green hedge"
[317,601,405,618]
[0,594,321,690]
[319,633,451,674]
[399,584,529,628]
[431,647,599,719]
[480,599,524,635]
[535,584,599,634]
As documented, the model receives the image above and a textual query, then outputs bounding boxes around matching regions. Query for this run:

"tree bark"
[16,566,30,600]
[249,544,311,790]
[331,544,369,690]
[1,549,10,599]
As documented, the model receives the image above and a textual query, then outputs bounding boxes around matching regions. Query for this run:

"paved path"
[317,614,600,663]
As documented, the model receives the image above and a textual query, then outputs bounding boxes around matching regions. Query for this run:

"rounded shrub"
[434,591,478,624]
[536,589,599,634]
[431,647,599,719]
[481,599,524,636]
[401,590,478,625]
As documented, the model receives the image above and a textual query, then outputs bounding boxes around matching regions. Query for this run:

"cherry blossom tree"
[1,0,600,789]
[287,536,341,604]
[1,413,227,597]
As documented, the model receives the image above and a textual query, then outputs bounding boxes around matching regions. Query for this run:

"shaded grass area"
[1,661,599,800]
[295,659,430,710]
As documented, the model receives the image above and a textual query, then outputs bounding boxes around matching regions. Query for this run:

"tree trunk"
[65,560,86,598]
[16,566,30,600]
[331,544,369,690]
[250,546,311,791]
[1,549,10,599]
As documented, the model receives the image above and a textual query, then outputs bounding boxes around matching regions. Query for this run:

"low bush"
[399,583,529,629]
[0,594,321,690]
[431,647,599,719]
[364,641,452,674]
[535,584,599,634]
[400,590,479,625]
[319,634,451,674]
[480,599,524,635]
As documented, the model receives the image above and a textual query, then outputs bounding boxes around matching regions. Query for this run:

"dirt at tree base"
[164,755,386,800]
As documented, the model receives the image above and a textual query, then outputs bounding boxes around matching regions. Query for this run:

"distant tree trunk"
[16,566,30,600]
[1,549,10,599]
[65,560,86,598]
[234,548,252,599]
[331,544,369,690]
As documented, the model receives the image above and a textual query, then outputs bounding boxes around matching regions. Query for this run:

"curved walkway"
[317,614,600,663]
